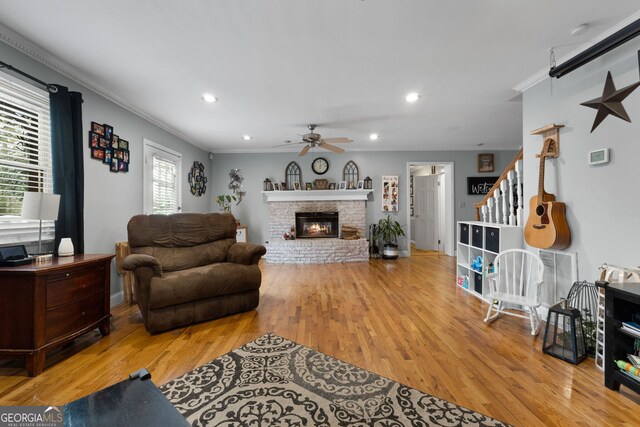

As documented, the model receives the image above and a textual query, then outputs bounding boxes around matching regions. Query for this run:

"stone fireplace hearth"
[262,190,371,264]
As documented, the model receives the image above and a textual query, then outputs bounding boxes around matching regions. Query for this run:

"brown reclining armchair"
[123,213,266,334]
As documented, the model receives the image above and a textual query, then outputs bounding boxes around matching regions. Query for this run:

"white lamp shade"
[21,192,60,220]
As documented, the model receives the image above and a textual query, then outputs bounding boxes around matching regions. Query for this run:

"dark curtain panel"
[50,85,84,254]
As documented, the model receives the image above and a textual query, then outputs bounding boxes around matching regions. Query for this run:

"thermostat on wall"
[588,148,609,166]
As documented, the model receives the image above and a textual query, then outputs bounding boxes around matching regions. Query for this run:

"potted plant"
[375,215,406,259]
[215,194,236,213]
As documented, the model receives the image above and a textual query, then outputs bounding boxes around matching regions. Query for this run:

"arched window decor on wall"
[285,161,302,190]
[343,160,359,189]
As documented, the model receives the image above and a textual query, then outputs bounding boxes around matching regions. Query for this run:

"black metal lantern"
[263,178,273,191]
[364,176,372,189]
[542,301,587,364]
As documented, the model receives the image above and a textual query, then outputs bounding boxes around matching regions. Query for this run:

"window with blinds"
[0,72,53,244]
[152,155,179,214]
[0,75,52,214]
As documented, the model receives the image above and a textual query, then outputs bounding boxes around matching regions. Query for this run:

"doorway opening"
[406,162,454,257]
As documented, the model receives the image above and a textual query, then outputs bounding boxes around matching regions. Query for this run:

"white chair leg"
[529,307,541,336]
[485,301,502,324]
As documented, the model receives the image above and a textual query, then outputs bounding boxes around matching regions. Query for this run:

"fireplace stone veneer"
[265,199,368,264]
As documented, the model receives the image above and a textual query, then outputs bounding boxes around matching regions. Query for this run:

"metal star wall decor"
[581,71,640,132]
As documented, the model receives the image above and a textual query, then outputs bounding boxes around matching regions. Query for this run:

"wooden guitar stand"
[530,123,563,157]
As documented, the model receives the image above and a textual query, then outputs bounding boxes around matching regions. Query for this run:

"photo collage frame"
[89,122,130,173]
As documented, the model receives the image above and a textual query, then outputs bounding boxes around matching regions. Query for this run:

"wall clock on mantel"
[312,157,329,175]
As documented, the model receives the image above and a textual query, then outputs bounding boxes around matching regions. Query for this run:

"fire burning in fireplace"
[295,212,339,238]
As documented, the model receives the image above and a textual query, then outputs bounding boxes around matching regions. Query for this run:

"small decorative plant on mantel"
[215,194,236,213]
[375,215,406,259]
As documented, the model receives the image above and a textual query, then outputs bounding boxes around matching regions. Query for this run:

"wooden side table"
[0,254,114,376]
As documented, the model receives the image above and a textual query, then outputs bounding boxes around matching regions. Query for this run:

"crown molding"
[0,23,206,150]
[513,11,640,93]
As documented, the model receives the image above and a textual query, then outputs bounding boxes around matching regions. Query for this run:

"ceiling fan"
[274,124,352,156]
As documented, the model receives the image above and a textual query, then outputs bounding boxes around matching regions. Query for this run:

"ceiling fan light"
[369,133,379,140]
[405,92,420,103]
[242,135,252,140]
[202,93,218,103]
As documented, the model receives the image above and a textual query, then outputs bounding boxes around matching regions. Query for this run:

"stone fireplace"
[262,190,371,264]
[295,211,339,238]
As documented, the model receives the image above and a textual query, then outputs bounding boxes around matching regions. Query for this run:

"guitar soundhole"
[535,204,545,217]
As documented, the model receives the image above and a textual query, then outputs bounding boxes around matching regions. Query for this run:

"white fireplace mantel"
[261,190,372,202]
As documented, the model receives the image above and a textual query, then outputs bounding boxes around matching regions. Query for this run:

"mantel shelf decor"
[261,189,371,202]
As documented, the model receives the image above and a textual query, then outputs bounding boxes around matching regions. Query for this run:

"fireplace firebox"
[295,212,339,238]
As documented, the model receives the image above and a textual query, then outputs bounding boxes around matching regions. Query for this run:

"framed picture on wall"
[381,175,398,212]
[478,153,494,172]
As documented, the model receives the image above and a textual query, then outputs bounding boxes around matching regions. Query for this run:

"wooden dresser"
[0,254,114,376]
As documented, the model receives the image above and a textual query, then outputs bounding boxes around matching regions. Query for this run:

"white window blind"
[152,155,179,214]
[0,72,54,244]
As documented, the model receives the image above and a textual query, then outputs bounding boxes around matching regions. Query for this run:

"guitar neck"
[537,154,546,201]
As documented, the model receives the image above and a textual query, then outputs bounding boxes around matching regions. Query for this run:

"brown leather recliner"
[123,213,266,334]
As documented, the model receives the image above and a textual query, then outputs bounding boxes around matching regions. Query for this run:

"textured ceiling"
[0,1,638,153]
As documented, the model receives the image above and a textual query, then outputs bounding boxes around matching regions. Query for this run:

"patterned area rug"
[160,333,510,426]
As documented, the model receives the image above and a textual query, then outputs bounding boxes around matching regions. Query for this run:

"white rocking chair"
[484,249,545,335]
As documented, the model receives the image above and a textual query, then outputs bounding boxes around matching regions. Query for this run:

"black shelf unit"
[604,282,640,394]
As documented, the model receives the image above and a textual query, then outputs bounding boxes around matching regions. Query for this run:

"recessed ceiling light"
[202,93,218,103]
[369,133,379,140]
[242,135,252,141]
[405,92,420,103]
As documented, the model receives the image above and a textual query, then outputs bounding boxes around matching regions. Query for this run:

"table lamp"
[20,192,60,254]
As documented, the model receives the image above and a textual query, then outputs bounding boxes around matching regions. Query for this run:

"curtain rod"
[0,60,58,93]
[549,18,640,79]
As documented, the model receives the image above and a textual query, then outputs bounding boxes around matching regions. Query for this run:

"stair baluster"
[516,159,523,226]
[501,179,509,225]
[508,170,516,225]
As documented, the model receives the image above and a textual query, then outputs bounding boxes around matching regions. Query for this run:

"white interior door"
[143,139,182,215]
[414,175,439,250]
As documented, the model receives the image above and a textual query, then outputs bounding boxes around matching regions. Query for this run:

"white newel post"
[493,188,501,224]
[508,170,516,225]
[487,198,494,224]
[515,160,523,226]
[500,179,508,225]
[481,205,488,222]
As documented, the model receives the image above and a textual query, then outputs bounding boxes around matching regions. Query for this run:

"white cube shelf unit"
[456,221,524,300]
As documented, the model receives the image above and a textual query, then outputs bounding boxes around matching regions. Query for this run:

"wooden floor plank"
[1,254,638,426]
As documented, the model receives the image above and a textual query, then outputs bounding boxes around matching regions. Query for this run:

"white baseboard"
[110,291,124,308]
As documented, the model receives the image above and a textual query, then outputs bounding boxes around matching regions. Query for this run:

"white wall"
[210,150,517,250]
[522,38,640,288]
[0,42,212,299]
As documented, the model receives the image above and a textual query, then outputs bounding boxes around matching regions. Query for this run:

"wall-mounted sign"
[467,176,499,195]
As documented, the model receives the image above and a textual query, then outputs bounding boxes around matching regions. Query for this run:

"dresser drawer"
[45,292,105,342]
[47,265,105,308]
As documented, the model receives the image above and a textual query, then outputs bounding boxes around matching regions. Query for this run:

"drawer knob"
[66,273,70,277]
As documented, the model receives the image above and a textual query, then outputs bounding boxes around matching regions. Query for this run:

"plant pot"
[382,243,399,260]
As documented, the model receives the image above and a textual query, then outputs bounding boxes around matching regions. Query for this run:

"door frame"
[143,138,183,215]
[406,162,455,257]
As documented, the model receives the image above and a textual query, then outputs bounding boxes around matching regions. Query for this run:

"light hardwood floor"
[1,254,638,426]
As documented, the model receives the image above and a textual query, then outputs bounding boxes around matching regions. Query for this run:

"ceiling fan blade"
[272,141,305,147]
[298,145,311,156]
[321,137,352,144]
[320,143,344,153]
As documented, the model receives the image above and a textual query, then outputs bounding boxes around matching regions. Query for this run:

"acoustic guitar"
[524,138,571,249]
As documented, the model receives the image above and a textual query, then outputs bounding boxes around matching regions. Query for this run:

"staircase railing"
[474,148,523,225]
